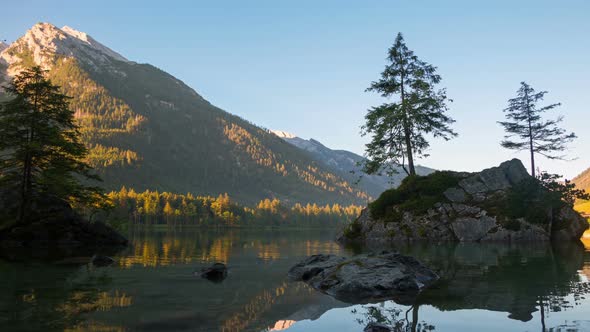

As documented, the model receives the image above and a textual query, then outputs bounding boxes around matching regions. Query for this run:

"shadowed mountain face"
[0,23,368,205]
[271,130,435,198]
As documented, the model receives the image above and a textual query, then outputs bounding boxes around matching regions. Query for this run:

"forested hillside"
[573,167,590,194]
[0,23,369,206]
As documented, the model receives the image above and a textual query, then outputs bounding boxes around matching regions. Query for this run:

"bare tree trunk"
[18,155,29,223]
[400,68,416,176]
[525,88,536,178]
[530,139,535,178]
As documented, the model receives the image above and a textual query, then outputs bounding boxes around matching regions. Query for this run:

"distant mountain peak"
[0,42,8,53]
[0,22,129,75]
[271,130,297,139]
[274,130,435,196]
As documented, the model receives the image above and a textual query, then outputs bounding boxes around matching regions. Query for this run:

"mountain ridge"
[0,23,369,206]
[270,130,435,197]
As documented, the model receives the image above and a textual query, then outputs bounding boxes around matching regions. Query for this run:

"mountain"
[0,23,369,205]
[573,167,590,194]
[271,130,435,197]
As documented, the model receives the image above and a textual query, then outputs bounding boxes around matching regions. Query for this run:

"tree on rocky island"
[0,66,104,225]
[362,32,456,177]
[499,82,576,178]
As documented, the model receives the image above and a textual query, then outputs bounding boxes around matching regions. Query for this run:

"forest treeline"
[103,187,363,228]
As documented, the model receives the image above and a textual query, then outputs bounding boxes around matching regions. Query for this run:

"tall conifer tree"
[499,82,576,178]
[0,67,103,223]
[362,33,456,177]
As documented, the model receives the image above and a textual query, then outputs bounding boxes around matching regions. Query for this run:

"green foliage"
[103,187,363,228]
[537,172,589,207]
[362,32,456,177]
[0,67,104,224]
[369,171,460,222]
[484,172,588,228]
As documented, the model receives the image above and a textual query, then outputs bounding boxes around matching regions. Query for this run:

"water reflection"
[117,228,343,268]
[0,228,589,331]
[333,240,590,332]
[0,228,346,332]
[352,304,435,332]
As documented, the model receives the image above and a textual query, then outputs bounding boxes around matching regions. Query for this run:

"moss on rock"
[369,171,460,222]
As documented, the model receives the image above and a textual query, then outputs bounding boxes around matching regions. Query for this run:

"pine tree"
[0,67,103,224]
[362,33,456,176]
[499,82,576,178]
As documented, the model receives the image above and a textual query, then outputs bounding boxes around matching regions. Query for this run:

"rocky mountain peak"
[61,25,128,62]
[0,22,129,75]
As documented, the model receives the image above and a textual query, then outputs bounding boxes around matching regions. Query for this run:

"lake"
[1,228,590,331]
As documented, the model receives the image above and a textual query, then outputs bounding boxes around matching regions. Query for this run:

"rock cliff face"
[339,159,588,244]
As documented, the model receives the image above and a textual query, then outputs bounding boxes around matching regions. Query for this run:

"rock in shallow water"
[200,262,228,282]
[91,255,115,267]
[288,252,438,304]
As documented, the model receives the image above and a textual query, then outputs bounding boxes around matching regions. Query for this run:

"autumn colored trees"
[105,188,362,228]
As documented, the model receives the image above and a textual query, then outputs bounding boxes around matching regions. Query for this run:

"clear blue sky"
[3,0,589,178]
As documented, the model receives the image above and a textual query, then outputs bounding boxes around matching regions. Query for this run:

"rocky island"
[339,159,588,245]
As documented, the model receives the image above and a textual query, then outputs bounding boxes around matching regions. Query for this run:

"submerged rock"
[91,255,115,267]
[200,263,228,282]
[288,252,439,304]
[339,159,588,245]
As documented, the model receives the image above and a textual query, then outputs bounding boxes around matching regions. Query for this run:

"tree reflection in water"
[353,304,435,332]
[2,229,590,331]
[347,241,590,332]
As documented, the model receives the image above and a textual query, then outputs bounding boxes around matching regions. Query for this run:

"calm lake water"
[1,228,590,332]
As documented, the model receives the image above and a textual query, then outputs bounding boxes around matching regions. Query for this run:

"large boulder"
[288,252,439,304]
[339,159,588,245]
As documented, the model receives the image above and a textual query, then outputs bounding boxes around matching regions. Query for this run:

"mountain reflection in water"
[0,228,589,331]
